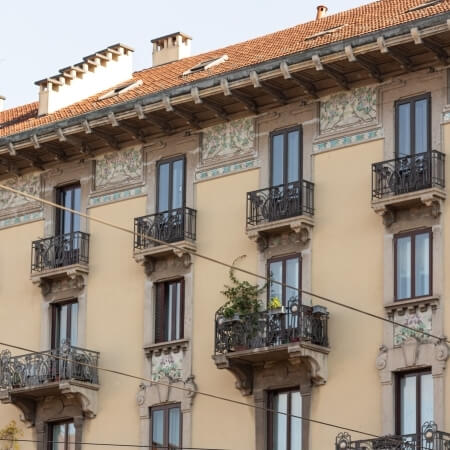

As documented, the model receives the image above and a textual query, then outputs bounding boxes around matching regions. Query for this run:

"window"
[396,370,433,435]
[157,157,185,213]
[155,280,184,343]
[56,184,81,235]
[47,420,76,450]
[151,404,182,449]
[182,54,229,76]
[394,229,432,301]
[52,300,78,348]
[268,255,301,307]
[268,389,302,450]
[270,127,302,187]
[395,94,430,157]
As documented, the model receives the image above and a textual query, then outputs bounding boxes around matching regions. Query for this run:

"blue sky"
[0,0,373,109]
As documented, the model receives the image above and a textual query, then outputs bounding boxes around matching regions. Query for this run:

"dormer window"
[406,0,441,13]
[182,54,229,76]
[97,79,143,100]
[305,25,346,41]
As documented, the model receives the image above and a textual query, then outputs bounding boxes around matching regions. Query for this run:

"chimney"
[151,32,192,67]
[0,95,5,112]
[35,43,134,116]
[316,5,328,19]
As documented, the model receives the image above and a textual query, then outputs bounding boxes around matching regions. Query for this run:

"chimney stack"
[151,32,192,67]
[0,95,5,112]
[316,5,328,19]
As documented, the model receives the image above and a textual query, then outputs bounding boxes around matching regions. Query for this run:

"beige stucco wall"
[192,169,259,450]
[310,140,385,448]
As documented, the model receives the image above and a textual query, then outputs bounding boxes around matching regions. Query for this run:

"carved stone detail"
[401,337,419,367]
[213,354,253,396]
[376,345,388,370]
[435,339,449,362]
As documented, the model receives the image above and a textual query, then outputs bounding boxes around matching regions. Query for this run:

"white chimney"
[151,32,192,67]
[316,5,328,19]
[35,43,134,116]
[0,95,5,112]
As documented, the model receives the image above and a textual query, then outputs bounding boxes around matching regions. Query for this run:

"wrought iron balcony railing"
[372,150,445,200]
[0,342,99,391]
[336,422,449,450]
[247,180,314,227]
[214,301,328,355]
[31,231,90,273]
[134,207,197,250]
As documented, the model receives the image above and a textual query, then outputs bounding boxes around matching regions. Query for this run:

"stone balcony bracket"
[144,339,190,358]
[30,264,88,296]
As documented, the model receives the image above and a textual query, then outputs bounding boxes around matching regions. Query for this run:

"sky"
[0,0,373,109]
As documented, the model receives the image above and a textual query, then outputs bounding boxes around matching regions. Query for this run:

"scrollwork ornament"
[136,382,147,406]
[435,338,449,362]
[376,345,388,370]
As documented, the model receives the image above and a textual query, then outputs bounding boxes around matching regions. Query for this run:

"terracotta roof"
[0,0,449,139]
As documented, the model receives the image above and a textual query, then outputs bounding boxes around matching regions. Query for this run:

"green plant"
[0,421,22,450]
[269,297,282,309]
[220,256,265,319]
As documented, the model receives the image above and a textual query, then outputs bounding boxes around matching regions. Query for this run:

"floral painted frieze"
[151,352,183,382]
[94,146,143,191]
[393,307,432,346]
[201,117,255,165]
[0,173,41,212]
[320,86,378,134]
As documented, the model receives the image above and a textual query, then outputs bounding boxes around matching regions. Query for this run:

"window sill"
[385,296,439,313]
[144,339,189,357]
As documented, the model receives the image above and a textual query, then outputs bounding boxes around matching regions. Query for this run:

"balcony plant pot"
[268,306,285,315]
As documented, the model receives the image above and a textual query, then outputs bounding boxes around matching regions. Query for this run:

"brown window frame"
[154,279,185,344]
[267,254,302,307]
[394,228,432,301]
[395,369,432,436]
[395,93,431,157]
[267,388,302,450]
[51,299,78,349]
[150,403,182,449]
[47,420,75,450]
[156,155,186,213]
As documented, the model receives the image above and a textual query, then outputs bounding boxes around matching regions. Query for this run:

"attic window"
[98,79,143,100]
[406,0,441,12]
[305,24,346,41]
[182,54,229,76]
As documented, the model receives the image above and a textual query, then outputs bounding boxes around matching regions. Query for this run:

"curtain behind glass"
[169,407,181,447]
[401,375,416,435]
[397,236,412,300]
[273,393,288,450]
[415,233,430,297]
[398,103,411,157]
[415,99,428,155]
[272,135,284,186]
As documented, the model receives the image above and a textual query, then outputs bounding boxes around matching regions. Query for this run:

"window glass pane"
[152,410,165,446]
[67,423,76,450]
[398,103,411,157]
[172,160,184,210]
[59,305,67,346]
[169,407,181,447]
[73,187,81,232]
[272,135,284,186]
[397,236,412,300]
[421,373,433,425]
[166,286,173,341]
[51,423,66,450]
[273,393,288,450]
[158,163,170,212]
[415,99,428,155]
[415,233,430,297]
[70,303,78,346]
[269,261,283,304]
[175,282,181,340]
[290,391,302,450]
[401,375,417,434]
[286,258,300,306]
[287,131,300,184]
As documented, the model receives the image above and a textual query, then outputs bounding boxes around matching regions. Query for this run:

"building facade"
[0,1,449,449]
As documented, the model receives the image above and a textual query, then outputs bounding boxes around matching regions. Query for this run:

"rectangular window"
[52,300,78,348]
[396,370,433,436]
[270,127,302,187]
[157,157,185,213]
[395,94,430,157]
[268,255,301,307]
[56,184,81,235]
[395,229,432,301]
[268,389,302,450]
[151,404,182,449]
[47,420,76,450]
[154,279,184,343]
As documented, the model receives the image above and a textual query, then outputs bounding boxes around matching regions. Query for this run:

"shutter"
[154,283,165,343]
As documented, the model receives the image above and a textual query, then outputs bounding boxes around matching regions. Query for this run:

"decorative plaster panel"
[319,86,378,134]
[0,210,43,229]
[313,128,383,153]
[88,186,144,207]
[195,159,259,181]
[393,307,432,346]
[201,117,255,165]
[0,173,41,211]
[151,352,183,381]
[442,110,450,123]
[93,146,143,191]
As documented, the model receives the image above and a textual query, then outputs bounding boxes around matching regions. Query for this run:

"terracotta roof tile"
[1,0,449,138]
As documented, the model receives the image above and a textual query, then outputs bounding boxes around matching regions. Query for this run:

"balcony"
[30,231,89,287]
[0,342,99,422]
[133,207,197,264]
[246,180,314,246]
[371,151,445,224]
[213,301,329,395]
[336,422,448,450]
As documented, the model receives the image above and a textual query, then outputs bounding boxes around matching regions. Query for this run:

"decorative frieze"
[196,159,259,181]
[0,210,43,230]
[88,186,144,207]
[313,128,383,153]
[442,109,450,123]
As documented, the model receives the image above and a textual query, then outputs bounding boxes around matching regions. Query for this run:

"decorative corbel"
[213,354,253,396]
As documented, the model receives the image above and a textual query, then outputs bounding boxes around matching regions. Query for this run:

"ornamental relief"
[151,352,183,382]
[201,117,255,165]
[319,86,378,135]
[393,307,432,346]
[0,173,41,214]
[93,146,143,191]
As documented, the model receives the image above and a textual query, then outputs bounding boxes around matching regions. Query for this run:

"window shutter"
[154,283,165,343]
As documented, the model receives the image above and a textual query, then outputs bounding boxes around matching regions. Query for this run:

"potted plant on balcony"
[268,297,285,315]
